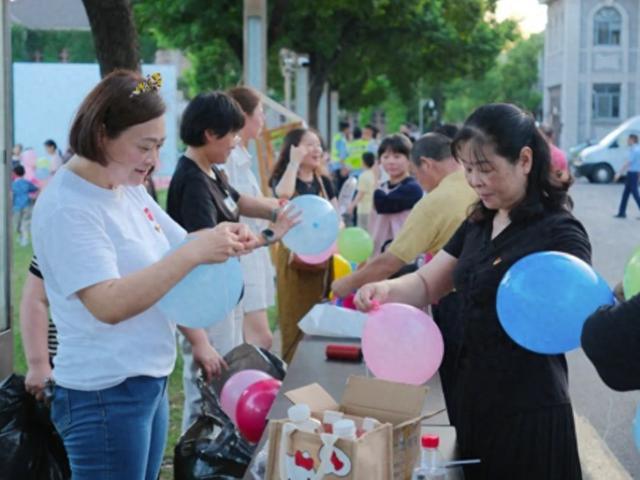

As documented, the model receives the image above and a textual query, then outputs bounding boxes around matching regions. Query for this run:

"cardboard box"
[284,375,428,480]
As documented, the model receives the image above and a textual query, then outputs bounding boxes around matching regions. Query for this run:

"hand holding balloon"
[185,222,251,264]
[355,282,390,312]
[270,204,302,242]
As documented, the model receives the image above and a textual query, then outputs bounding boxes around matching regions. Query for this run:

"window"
[592,84,621,119]
[594,7,621,46]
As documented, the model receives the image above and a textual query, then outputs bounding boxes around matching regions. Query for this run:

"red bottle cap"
[421,434,439,448]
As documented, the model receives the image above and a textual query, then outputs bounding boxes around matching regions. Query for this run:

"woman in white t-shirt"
[31,70,258,480]
[225,86,277,349]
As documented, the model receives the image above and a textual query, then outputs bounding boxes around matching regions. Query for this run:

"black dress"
[443,209,589,480]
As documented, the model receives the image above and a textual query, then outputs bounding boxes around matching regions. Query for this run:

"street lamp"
[279,48,297,110]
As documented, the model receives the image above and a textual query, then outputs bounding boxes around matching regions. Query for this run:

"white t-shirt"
[31,168,186,390]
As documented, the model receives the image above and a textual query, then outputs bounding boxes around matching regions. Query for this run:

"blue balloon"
[157,242,243,328]
[634,403,640,451]
[282,194,339,255]
[496,251,614,354]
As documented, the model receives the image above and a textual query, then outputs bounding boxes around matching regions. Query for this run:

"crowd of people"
[15,68,640,479]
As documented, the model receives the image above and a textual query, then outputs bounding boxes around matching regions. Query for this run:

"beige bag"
[265,418,393,480]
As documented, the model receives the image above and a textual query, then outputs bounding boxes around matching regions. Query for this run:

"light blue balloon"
[282,194,339,255]
[157,243,243,328]
[496,251,614,354]
[634,403,640,451]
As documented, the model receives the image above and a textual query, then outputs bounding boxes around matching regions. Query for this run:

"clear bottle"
[333,419,357,440]
[287,404,322,433]
[322,410,344,433]
[411,434,446,480]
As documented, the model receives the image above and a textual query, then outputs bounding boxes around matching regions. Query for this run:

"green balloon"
[337,227,374,264]
[623,247,640,299]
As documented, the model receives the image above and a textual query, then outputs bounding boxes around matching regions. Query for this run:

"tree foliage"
[443,33,544,123]
[134,0,515,126]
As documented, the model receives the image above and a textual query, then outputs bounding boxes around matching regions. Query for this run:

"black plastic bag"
[0,374,70,480]
[209,344,286,397]
[174,378,256,479]
[174,345,287,479]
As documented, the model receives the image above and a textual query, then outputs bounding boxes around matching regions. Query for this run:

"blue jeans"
[617,171,640,216]
[51,376,169,480]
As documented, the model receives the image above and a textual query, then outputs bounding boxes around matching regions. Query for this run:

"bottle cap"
[333,419,357,439]
[362,417,380,432]
[323,410,344,425]
[421,434,439,448]
[288,404,311,423]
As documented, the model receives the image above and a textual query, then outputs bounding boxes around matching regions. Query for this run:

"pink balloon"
[220,369,272,423]
[296,242,337,265]
[362,303,444,385]
[236,378,282,443]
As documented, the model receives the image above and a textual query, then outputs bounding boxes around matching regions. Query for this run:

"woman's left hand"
[191,339,228,381]
[271,204,302,241]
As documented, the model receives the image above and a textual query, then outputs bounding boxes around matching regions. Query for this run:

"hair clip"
[131,72,162,97]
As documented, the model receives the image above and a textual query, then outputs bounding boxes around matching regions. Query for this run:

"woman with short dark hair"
[356,103,587,479]
[167,91,297,432]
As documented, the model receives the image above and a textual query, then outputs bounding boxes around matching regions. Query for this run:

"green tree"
[134,0,514,126]
[443,33,544,123]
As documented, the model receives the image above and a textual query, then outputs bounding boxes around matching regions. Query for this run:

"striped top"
[28,255,58,359]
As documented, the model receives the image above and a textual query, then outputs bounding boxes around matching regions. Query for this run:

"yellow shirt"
[387,169,477,263]
[356,169,375,214]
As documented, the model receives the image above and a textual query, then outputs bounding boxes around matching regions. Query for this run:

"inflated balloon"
[282,195,339,255]
[634,403,640,452]
[296,242,337,265]
[362,303,444,385]
[497,251,614,354]
[236,378,282,443]
[332,254,352,281]
[157,241,244,328]
[337,227,374,264]
[220,369,272,423]
[623,247,640,300]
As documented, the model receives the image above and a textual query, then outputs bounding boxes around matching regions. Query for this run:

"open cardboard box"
[285,375,432,480]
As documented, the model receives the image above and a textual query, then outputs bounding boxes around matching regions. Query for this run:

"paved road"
[569,179,640,479]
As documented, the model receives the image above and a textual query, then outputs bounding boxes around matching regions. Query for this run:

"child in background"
[12,165,38,246]
[369,134,423,255]
[347,151,377,231]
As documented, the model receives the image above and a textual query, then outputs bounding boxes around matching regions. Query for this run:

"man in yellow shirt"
[332,132,477,297]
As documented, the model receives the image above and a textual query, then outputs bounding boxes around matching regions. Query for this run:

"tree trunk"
[81,0,140,77]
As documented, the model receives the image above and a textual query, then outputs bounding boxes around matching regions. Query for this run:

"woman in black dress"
[356,103,586,479]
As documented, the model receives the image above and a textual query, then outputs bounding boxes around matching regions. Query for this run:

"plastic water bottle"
[333,419,357,440]
[411,434,446,480]
[322,410,344,433]
[287,404,322,433]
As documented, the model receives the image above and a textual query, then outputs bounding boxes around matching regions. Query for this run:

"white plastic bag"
[298,304,366,338]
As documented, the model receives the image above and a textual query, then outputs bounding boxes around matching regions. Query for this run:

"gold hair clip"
[131,72,162,97]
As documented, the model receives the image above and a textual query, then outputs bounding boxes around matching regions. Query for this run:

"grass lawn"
[11,189,278,479]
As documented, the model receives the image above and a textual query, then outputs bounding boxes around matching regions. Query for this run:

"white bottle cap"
[333,419,357,439]
[323,410,344,425]
[362,417,380,432]
[288,404,311,423]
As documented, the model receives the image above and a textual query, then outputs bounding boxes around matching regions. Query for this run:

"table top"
[242,336,460,479]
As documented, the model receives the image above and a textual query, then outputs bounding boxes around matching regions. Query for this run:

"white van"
[573,116,640,183]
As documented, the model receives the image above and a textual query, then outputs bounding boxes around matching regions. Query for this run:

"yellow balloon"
[333,254,352,281]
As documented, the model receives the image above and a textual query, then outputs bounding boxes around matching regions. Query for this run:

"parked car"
[573,116,640,183]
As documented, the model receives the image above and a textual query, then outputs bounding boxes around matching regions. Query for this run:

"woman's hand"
[354,281,390,312]
[290,145,306,166]
[187,222,253,264]
[25,361,52,401]
[271,204,302,241]
[191,339,228,381]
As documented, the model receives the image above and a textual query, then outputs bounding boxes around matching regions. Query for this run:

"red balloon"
[235,378,281,443]
[341,293,357,310]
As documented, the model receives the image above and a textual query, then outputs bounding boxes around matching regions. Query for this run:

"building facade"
[542,0,640,148]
